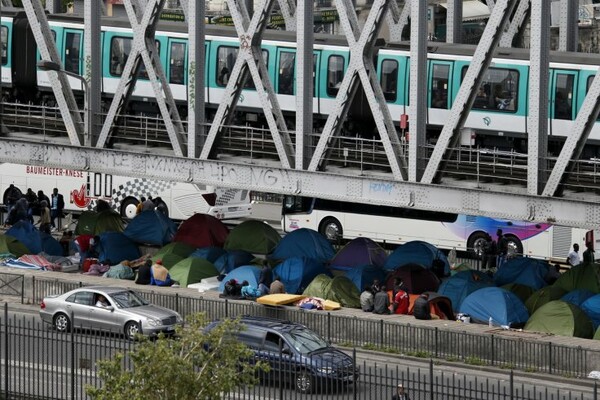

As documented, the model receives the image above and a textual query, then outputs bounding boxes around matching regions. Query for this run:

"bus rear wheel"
[120,197,139,219]
[505,234,523,257]
[319,217,342,243]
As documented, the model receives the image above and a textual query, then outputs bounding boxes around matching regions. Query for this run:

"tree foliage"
[86,313,269,400]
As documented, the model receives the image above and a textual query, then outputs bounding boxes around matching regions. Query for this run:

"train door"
[166,38,187,101]
[428,61,452,126]
[550,70,577,137]
[275,48,296,112]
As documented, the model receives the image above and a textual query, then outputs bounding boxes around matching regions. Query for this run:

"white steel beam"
[487,0,495,11]
[386,0,410,42]
[295,0,313,169]
[308,0,406,180]
[446,0,463,44]
[408,0,427,182]
[180,0,206,158]
[96,0,186,157]
[2,137,600,228]
[22,0,83,146]
[421,0,518,184]
[84,0,101,147]
[559,0,578,52]
[199,0,294,169]
[542,80,600,197]
[499,0,529,48]
[527,0,549,196]
[278,0,296,30]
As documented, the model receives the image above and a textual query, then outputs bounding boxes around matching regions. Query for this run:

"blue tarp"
[219,265,262,293]
[438,270,495,312]
[40,232,64,257]
[581,294,600,330]
[343,264,387,292]
[190,247,227,263]
[6,221,42,254]
[214,250,255,274]
[330,237,388,270]
[270,228,334,263]
[384,241,450,274]
[459,287,529,327]
[123,210,176,246]
[273,257,328,294]
[562,289,595,308]
[96,232,141,264]
[494,257,549,290]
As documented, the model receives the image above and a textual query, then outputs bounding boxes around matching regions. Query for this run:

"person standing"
[38,200,51,234]
[392,383,411,400]
[50,188,65,231]
[480,233,492,270]
[5,184,20,216]
[24,188,37,223]
[496,229,508,268]
[583,242,595,264]
[567,243,582,267]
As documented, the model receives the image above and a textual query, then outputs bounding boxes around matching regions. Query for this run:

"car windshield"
[282,327,329,355]
[110,291,149,308]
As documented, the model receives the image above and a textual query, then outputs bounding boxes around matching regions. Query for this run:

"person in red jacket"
[392,288,409,315]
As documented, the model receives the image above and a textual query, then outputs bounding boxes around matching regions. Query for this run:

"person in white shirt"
[567,243,581,267]
[95,294,110,308]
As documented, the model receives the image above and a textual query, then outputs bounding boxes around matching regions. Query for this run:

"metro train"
[3,9,600,155]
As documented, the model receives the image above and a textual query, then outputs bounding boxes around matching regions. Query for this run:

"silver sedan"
[39,286,183,340]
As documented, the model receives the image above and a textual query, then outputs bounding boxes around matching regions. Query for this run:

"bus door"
[428,61,452,126]
[550,70,577,137]
[166,38,187,100]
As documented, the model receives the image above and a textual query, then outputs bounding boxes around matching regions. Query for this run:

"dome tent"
[331,237,388,270]
[344,264,387,293]
[273,257,328,294]
[561,289,595,308]
[525,286,567,315]
[554,263,600,294]
[385,263,440,294]
[525,300,593,339]
[459,287,529,327]
[270,228,334,263]
[224,220,281,254]
[438,270,494,312]
[384,241,450,276]
[169,257,219,288]
[173,213,229,249]
[123,210,176,245]
[494,257,549,290]
[218,265,262,293]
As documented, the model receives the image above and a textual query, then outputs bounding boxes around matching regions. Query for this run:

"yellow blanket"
[257,294,306,306]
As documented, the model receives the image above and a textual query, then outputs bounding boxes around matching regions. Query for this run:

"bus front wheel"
[505,234,523,257]
[467,231,488,258]
[120,197,139,219]
[319,217,343,243]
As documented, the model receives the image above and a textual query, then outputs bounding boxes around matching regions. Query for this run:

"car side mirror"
[106,306,114,312]
[282,345,292,355]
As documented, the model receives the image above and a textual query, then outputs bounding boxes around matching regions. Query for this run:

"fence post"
[225,299,228,318]
[327,313,331,342]
[32,276,36,305]
[490,334,495,366]
[20,276,24,304]
[379,319,384,347]
[175,293,179,313]
[4,303,8,399]
[429,359,434,400]
[353,348,357,400]
[71,315,76,398]
[548,341,552,375]
[594,381,597,400]
[509,370,514,400]
[434,327,439,358]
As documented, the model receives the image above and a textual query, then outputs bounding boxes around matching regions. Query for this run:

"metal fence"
[0,309,596,400]
[25,275,600,378]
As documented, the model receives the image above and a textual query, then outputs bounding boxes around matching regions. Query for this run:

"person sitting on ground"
[392,286,409,315]
[269,275,285,294]
[373,285,390,315]
[95,294,110,308]
[371,278,382,294]
[413,293,439,320]
[104,260,135,280]
[135,259,152,285]
[83,259,111,276]
[150,260,173,286]
[240,280,262,299]
[223,278,242,297]
[360,285,374,312]
[258,264,273,296]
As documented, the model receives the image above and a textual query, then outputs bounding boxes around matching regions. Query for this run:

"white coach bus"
[0,163,252,220]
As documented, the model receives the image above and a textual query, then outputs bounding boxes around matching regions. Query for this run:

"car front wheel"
[53,313,70,333]
[295,370,314,394]
[125,321,141,340]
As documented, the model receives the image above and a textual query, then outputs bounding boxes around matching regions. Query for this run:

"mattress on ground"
[257,293,306,306]
[323,300,341,310]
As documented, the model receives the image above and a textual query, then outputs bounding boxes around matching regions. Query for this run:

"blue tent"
[438,270,495,312]
[494,257,549,290]
[384,241,450,275]
[270,228,334,263]
[214,250,255,274]
[344,264,387,292]
[330,237,388,270]
[273,257,328,294]
[6,221,42,254]
[459,287,529,327]
[562,289,595,308]
[190,247,227,263]
[219,265,262,293]
[581,295,600,329]
[97,232,141,264]
[123,210,176,246]
[40,232,63,257]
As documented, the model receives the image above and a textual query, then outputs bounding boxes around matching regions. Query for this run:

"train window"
[216,46,268,89]
[431,64,449,109]
[1,27,7,65]
[464,67,519,112]
[278,52,295,95]
[327,55,344,97]
[554,73,574,120]
[380,59,398,102]
[64,32,82,75]
[110,37,160,79]
[169,42,186,85]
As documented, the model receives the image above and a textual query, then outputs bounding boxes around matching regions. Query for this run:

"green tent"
[501,283,536,303]
[0,234,30,257]
[525,286,567,315]
[159,253,185,270]
[75,210,124,235]
[303,274,333,298]
[328,276,361,309]
[593,326,600,340]
[525,300,593,339]
[152,242,196,265]
[554,263,600,294]
[169,257,219,288]
[224,220,281,255]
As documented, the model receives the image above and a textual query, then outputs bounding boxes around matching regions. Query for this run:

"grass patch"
[464,356,487,366]
[407,350,431,358]
[499,363,516,370]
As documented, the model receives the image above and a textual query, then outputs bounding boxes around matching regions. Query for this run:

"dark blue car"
[206,316,358,393]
